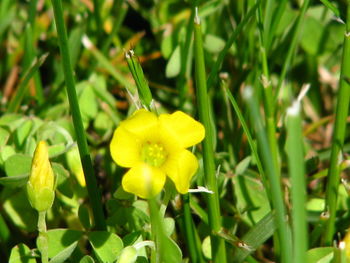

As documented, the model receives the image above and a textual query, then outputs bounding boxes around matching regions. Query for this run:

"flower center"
[141,141,167,167]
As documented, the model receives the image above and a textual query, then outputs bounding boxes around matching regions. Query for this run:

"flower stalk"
[37,211,49,263]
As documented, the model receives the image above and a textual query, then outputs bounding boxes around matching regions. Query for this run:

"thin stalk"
[206,1,260,89]
[8,53,48,112]
[26,0,44,104]
[92,0,102,39]
[262,0,274,49]
[276,0,310,98]
[266,0,288,51]
[101,0,127,55]
[37,211,48,263]
[193,12,227,263]
[224,87,266,192]
[177,0,198,106]
[323,3,350,245]
[285,102,308,263]
[0,213,9,255]
[243,87,292,263]
[256,1,279,175]
[183,194,204,263]
[51,0,106,231]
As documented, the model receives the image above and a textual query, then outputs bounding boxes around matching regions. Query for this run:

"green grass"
[1,0,350,262]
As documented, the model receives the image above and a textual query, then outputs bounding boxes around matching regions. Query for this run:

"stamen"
[141,142,168,167]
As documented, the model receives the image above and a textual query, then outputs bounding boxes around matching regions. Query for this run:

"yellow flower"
[27,141,55,212]
[110,109,205,198]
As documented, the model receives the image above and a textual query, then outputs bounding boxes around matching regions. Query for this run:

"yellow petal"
[159,111,205,149]
[121,109,159,140]
[30,141,55,191]
[110,126,141,168]
[122,163,166,198]
[162,150,198,194]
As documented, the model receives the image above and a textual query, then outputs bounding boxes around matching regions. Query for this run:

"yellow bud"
[27,141,55,212]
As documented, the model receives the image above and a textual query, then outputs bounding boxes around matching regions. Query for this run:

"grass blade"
[206,1,260,89]
[193,10,227,263]
[243,86,292,263]
[285,101,308,263]
[51,0,106,231]
[323,3,350,245]
[8,53,48,112]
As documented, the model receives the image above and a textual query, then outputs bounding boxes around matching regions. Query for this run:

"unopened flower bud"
[27,141,55,212]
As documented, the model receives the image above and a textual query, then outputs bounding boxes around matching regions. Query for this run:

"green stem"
[37,211,48,263]
[256,1,279,175]
[101,0,127,55]
[193,13,227,263]
[183,194,203,263]
[323,3,350,245]
[51,0,106,231]
[285,102,308,263]
[92,0,102,39]
[206,1,260,89]
[178,0,198,106]
[276,0,310,98]
[243,87,292,263]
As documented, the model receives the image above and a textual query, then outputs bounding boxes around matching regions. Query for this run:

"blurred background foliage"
[0,0,350,262]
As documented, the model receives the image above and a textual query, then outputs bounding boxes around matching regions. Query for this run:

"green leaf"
[0,127,10,147]
[48,143,68,158]
[88,231,123,263]
[204,34,225,53]
[79,255,95,263]
[165,45,181,78]
[3,189,37,231]
[202,236,212,260]
[94,112,113,134]
[0,114,24,131]
[47,229,83,258]
[78,84,98,122]
[117,246,138,263]
[15,119,33,148]
[232,172,270,225]
[49,241,78,263]
[306,247,334,263]
[78,204,91,229]
[0,145,16,164]
[9,243,37,263]
[159,234,182,263]
[0,174,28,187]
[4,154,32,177]
[235,156,251,175]
[319,0,340,18]
[163,217,175,237]
[233,212,276,263]
[300,16,323,55]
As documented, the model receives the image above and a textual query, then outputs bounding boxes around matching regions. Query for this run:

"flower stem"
[323,2,350,245]
[256,2,279,175]
[50,0,106,231]
[193,11,227,263]
[183,194,204,263]
[37,211,48,263]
